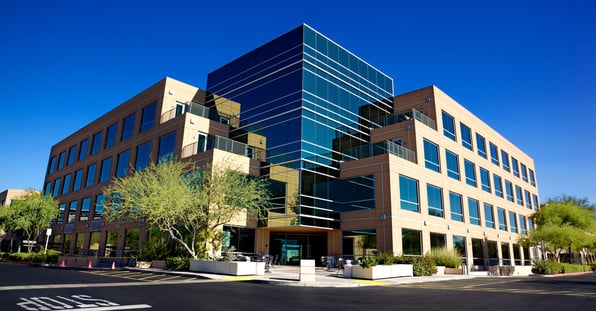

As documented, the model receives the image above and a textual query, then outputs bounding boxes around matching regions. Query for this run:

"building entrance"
[270,233,327,266]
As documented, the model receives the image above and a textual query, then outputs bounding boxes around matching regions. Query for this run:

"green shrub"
[591,262,596,271]
[396,256,436,276]
[376,252,395,265]
[165,257,190,271]
[426,247,462,268]
[361,256,378,268]
[560,263,591,273]
[532,260,563,274]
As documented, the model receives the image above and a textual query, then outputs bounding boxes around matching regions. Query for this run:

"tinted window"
[446,150,460,180]
[99,157,112,183]
[91,132,103,155]
[464,159,476,187]
[468,198,480,225]
[480,167,491,193]
[86,164,96,188]
[121,113,135,141]
[399,175,419,212]
[135,141,152,171]
[442,111,456,141]
[116,150,131,178]
[79,139,89,160]
[460,123,472,150]
[427,184,443,217]
[140,103,156,132]
[423,139,440,172]
[476,134,486,158]
[105,123,118,149]
[68,145,77,166]
[449,192,463,222]
[484,203,495,228]
[489,143,499,165]
[158,132,176,163]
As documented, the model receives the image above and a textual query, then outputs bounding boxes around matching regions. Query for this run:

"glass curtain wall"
[206,24,393,229]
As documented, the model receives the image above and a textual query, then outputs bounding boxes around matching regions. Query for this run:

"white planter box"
[434,265,445,276]
[190,260,265,276]
[350,264,413,280]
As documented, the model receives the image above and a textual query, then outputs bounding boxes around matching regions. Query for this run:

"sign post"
[44,228,52,255]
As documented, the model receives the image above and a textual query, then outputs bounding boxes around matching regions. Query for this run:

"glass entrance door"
[270,233,326,266]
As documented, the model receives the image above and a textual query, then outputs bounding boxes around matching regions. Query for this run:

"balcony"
[372,108,436,130]
[342,140,416,163]
[160,102,220,123]
[182,134,265,160]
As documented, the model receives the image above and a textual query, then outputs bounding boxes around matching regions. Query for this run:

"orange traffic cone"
[111,262,116,270]
[60,260,65,268]
[87,260,92,269]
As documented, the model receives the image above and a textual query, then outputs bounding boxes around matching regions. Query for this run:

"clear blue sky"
[1,0,594,204]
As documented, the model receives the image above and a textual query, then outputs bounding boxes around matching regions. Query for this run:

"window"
[445,150,460,180]
[402,228,422,256]
[197,132,208,153]
[121,113,136,141]
[94,194,105,220]
[57,203,66,224]
[453,236,466,257]
[73,169,83,192]
[468,198,480,226]
[476,134,487,158]
[140,102,156,132]
[175,102,188,116]
[528,218,534,233]
[511,157,519,177]
[529,169,536,187]
[44,182,52,196]
[501,150,510,172]
[501,242,511,265]
[521,163,528,182]
[480,167,491,193]
[505,180,514,202]
[79,197,91,221]
[135,141,152,171]
[442,111,456,141]
[509,211,518,233]
[48,156,57,175]
[524,190,532,209]
[460,123,472,150]
[489,143,499,166]
[99,157,112,183]
[53,178,61,198]
[57,151,66,170]
[105,123,118,149]
[116,150,131,178]
[464,159,476,187]
[532,194,539,211]
[158,132,176,163]
[427,184,443,217]
[497,207,507,231]
[62,174,71,195]
[515,185,524,206]
[68,145,77,166]
[423,139,440,172]
[430,232,446,249]
[68,201,77,223]
[86,164,96,188]
[519,215,527,235]
[399,175,419,212]
[91,132,103,155]
[79,139,89,161]
[493,174,503,198]
[449,192,464,222]
[484,203,495,228]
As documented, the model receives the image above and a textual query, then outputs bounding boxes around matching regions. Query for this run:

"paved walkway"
[127,265,478,287]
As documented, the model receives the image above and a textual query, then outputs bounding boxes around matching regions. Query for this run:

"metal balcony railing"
[182,134,265,160]
[341,140,416,163]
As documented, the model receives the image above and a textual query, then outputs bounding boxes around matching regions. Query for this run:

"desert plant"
[426,247,462,268]
[165,256,190,271]
[361,256,378,268]
[532,260,563,274]
[376,252,395,265]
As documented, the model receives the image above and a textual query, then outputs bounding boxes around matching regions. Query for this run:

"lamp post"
[44,228,52,255]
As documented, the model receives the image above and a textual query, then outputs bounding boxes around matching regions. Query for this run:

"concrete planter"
[189,260,265,276]
[350,264,413,280]
[136,261,151,269]
[434,266,445,276]
[444,267,463,275]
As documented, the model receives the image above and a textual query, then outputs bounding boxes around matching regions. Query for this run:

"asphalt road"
[1,261,595,311]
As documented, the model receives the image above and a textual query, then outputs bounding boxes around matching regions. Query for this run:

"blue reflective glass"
[460,123,472,150]
[424,139,440,172]
[442,111,456,141]
[446,150,459,180]
[121,113,135,141]
[464,160,476,187]
[135,142,152,171]
[105,123,118,149]
[427,184,443,217]
[494,174,503,197]
[62,174,71,194]
[484,203,495,228]
[68,145,77,166]
[505,180,514,202]
[449,192,463,222]
[48,156,56,174]
[480,167,491,193]
[86,164,96,188]
[497,208,507,231]
[91,132,102,155]
[476,133,487,158]
[468,198,480,225]
[509,211,518,233]
[515,185,523,206]
[399,175,419,212]
[116,150,130,178]
[79,139,88,161]
[489,143,499,165]
[99,157,112,183]
[140,103,156,132]
[73,169,83,191]
[158,132,176,162]
[57,151,66,170]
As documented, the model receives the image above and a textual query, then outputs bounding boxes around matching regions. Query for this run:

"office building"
[43,24,539,270]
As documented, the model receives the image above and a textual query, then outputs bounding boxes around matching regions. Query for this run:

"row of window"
[44,132,176,198]
[56,194,106,224]
[399,175,534,234]
[423,139,539,209]
[402,228,532,265]
[441,111,536,186]
[47,103,157,175]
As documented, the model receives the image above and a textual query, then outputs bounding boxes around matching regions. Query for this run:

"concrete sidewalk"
[126,265,477,287]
